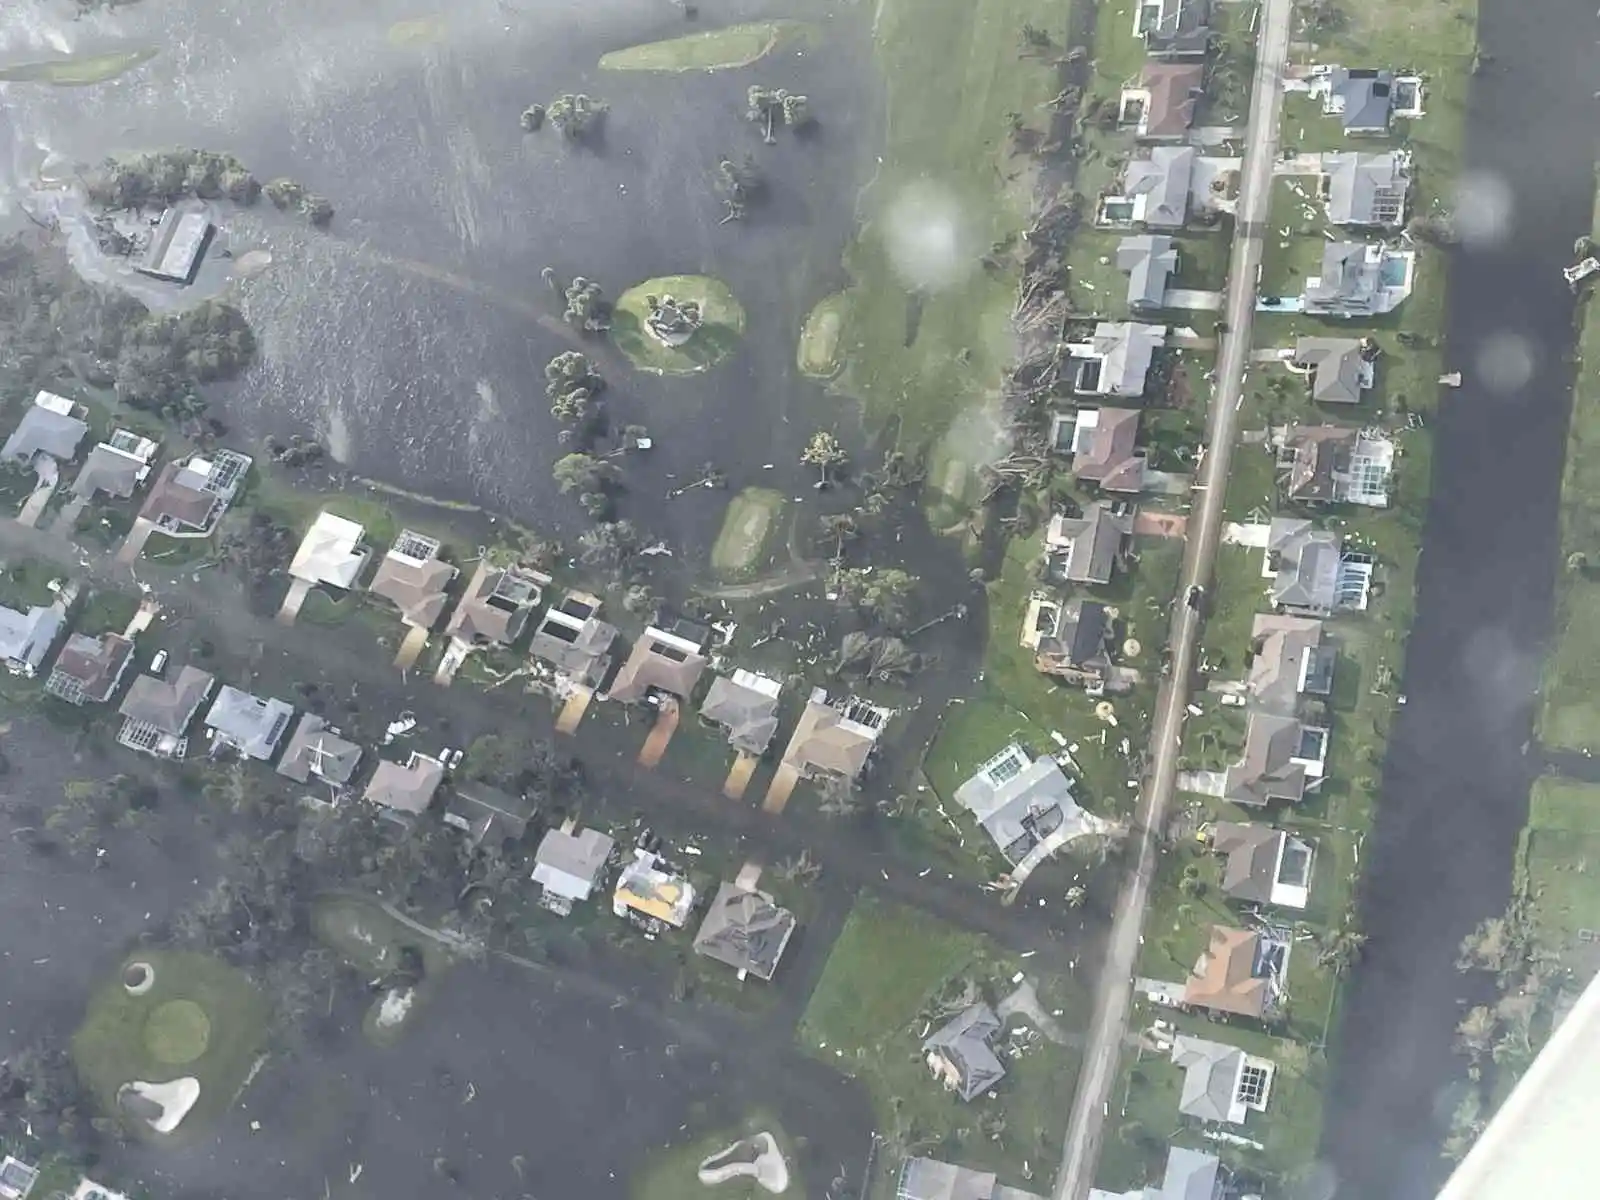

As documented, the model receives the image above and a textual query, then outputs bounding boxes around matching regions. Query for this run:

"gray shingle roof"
[1123,147,1195,229]
[700,673,782,755]
[1327,68,1395,133]
[1292,337,1369,403]
[72,444,148,500]
[1142,0,1212,56]
[1224,712,1309,805]
[2,406,87,466]
[1304,241,1381,315]
[275,713,363,784]
[1212,821,1285,903]
[203,685,294,760]
[1116,235,1178,311]
[1248,612,1325,714]
[0,603,63,674]
[532,826,615,901]
[1138,62,1204,138]
[1323,151,1410,226]
[1268,518,1342,613]
[954,751,1085,862]
[118,666,214,736]
[1172,1033,1247,1122]
[692,881,797,980]
[1084,322,1165,397]
[1047,504,1133,584]
[923,1003,1005,1101]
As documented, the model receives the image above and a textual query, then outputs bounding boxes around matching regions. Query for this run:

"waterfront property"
[1277,424,1393,507]
[1183,926,1275,1019]
[369,530,457,630]
[1209,821,1315,909]
[445,561,548,647]
[765,690,890,809]
[1290,336,1375,404]
[1088,1145,1223,1200]
[1223,711,1327,805]
[136,205,214,284]
[1246,613,1334,715]
[138,449,252,537]
[1307,66,1397,136]
[1299,241,1414,318]
[1322,151,1411,227]
[287,511,371,593]
[1169,1032,1276,1125]
[1264,517,1371,615]
[1107,148,1196,230]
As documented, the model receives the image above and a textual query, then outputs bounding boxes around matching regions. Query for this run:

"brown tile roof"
[364,754,444,814]
[1184,925,1268,1018]
[139,462,216,530]
[609,631,708,703]
[1141,62,1204,138]
[1072,408,1144,493]
[781,700,877,779]
[369,551,457,630]
[47,632,134,703]
[444,562,542,645]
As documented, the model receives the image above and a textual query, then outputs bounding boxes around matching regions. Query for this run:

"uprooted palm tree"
[818,512,858,561]
[834,567,919,630]
[713,154,767,223]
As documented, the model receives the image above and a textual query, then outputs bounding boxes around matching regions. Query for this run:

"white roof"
[290,511,368,588]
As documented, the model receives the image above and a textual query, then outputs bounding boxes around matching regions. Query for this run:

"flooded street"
[1321,0,1598,1194]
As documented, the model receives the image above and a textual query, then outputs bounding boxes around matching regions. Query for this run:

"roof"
[138,207,212,282]
[529,591,618,684]
[1292,336,1369,403]
[953,747,1085,861]
[369,538,457,629]
[700,671,783,755]
[899,1159,1046,1200]
[0,602,61,673]
[364,754,444,814]
[117,666,214,736]
[445,562,546,645]
[1123,147,1195,229]
[781,698,879,778]
[1071,407,1144,492]
[1142,0,1212,56]
[1224,712,1309,805]
[1212,822,1287,903]
[45,631,134,704]
[693,881,797,980]
[1323,150,1410,226]
[1247,612,1325,713]
[923,1003,1006,1101]
[1086,322,1165,397]
[609,628,709,703]
[614,850,696,926]
[1268,517,1342,612]
[1139,62,1204,138]
[1184,925,1268,1017]
[140,461,218,530]
[1171,1033,1247,1122]
[2,403,87,465]
[446,781,536,843]
[532,826,615,901]
[290,512,369,589]
[1281,424,1357,503]
[1157,1147,1223,1200]
[275,713,363,784]
[1304,241,1381,315]
[1036,596,1112,672]
[1116,234,1178,311]
[203,685,294,759]
[1046,504,1133,584]
[72,443,148,500]
[1326,67,1394,132]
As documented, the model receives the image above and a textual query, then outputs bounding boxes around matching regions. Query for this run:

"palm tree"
[801,430,848,486]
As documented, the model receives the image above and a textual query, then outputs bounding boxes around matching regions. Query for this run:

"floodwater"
[1320,0,1598,1194]
[0,0,882,558]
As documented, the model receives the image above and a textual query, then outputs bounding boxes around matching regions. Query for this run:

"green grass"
[0,559,61,611]
[77,587,139,636]
[830,0,1068,453]
[711,488,786,578]
[797,291,850,379]
[799,893,1085,1194]
[0,47,157,86]
[1172,232,1231,292]
[72,950,270,1137]
[629,1113,801,1200]
[1258,179,1331,298]
[598,21,809,72]
[1522,778,1600,971]
[612,276,746,376]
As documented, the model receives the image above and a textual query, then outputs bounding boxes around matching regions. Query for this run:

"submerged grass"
[599,21,810,73]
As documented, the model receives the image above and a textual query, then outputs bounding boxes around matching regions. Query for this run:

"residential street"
[1050,1,1294,1195]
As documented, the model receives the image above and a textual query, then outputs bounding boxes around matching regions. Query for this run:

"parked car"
[149,649,169,675]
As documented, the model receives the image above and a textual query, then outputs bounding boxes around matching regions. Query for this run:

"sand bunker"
[122,962,154,996]
[698,1132,789,1194]
[118,1078,199,1134]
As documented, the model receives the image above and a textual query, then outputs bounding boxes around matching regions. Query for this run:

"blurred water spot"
[1474,329,1536,394]
[1452,170,1514,249]
[881,180,974,292]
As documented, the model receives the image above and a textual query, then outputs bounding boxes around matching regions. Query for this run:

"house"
[1171,1033,1275,1124]
[1247,612,1334,715]
[1314,67,1396,135]
[288,511,370,592]
[1121,63,1205,140]
[1072,322,1166,397]
[923,1003,1006,1100]
[117,665,215,758]
[0,1158,38,1200]
[203,685,294,760]
[72,430,159,502]
[1117,234,1179,311]
[1279,424,1392,507]
[1046,504,1134,585]
[777,691,890,783]
[693,880,797,981]
[899,1159,1045,1200]
[1265,517,1370,614]
[1184,925,1269,1018]
[1291,336,1375,404]
[531,824,615,914]
[1211,821,1316,908]
[700,668,783,755]
[1031,596,1116,687]
[613,849,696,929]
[1136,0,1212,57]
[0,602,65,677]
[369,531,458,629]
[276,712,363,785]
[1322,150,1411,227]
[363,752,445,818]
[610,623,710,704]
[1068,407,1145,493]
[953,743,1089,863]
[1,391,88,471]
[1088,1146,1223,1200]
[443,781,535,849]
[137,206,213,283]
[1121,147,1196,228]
[69,1179,131,1200]
[140,449,251,535]
[1224,711,1327,805]
[45,631,135,705]
[529,589,618,687]
[1302,240,1412,318]
[445,562,549,646]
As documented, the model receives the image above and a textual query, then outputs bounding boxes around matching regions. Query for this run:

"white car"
[149,649,169,675]
[447,748,465,770]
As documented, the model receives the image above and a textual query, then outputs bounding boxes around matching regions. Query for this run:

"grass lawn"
[1257,179,1330,299]
[612,276,746,376]
[1172,232,1231,292]
[76,587,139,636]
[830,0,1070,454]
[1522,777,1600,969]
[629,1112,801,1200]
[0,558,62,610]
[0,48,156,86]
[797,291,849,380]
[72,950,270,1137]
[799,893,1085,1195]
[711,487,787,578]
[312,892,456,1045]
[598,21,810,72]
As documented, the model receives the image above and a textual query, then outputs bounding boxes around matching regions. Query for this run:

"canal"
[1321,0,1599,1195]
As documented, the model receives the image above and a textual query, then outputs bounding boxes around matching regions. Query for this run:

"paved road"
[1050,2,1293,1196]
